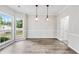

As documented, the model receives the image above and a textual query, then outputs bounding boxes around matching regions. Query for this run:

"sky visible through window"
[0,11,22,23]
[0,13,11,22]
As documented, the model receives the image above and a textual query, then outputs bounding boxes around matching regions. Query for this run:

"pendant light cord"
[47,5,49,18]
[36,5,38,18]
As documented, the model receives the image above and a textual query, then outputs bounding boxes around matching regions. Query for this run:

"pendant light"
[35,5,38,21]
[46,5,49,21]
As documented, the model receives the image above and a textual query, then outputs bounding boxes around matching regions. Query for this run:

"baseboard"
[27,37,57,39]
[26,38,57,40]
[68,45,79,54]
[56,38,78,54]
[56,37,62,41]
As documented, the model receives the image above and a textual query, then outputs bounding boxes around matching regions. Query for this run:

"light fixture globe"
[35,17,38,21]
[46,18,48,21]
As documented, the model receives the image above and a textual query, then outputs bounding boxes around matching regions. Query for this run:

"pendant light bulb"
[35,17,38,21]
[46,18,48,21]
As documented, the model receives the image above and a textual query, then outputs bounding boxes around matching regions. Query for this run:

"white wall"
[27,15,57,38]
[57,6,79,53]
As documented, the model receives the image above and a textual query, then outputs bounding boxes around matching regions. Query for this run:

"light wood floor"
[0,38,77,54]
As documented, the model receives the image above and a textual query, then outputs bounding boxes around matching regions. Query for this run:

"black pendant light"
[46,5,49,21]
[35,5,38,20]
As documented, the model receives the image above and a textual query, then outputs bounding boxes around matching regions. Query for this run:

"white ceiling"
[8,5,66,15]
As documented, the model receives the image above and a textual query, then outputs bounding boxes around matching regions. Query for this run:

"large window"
[0,12,12,43]
[16,17,23,39]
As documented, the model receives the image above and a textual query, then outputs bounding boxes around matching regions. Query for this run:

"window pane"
[0,12,12,43]
[16,17,23,39]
